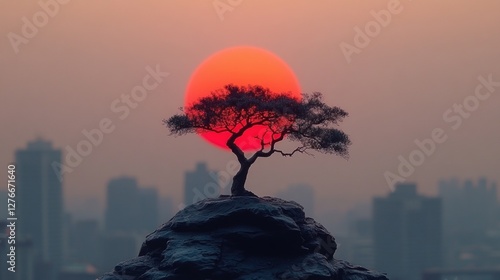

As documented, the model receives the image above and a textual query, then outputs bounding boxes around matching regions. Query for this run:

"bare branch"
[248,130,288,163]
[190,125,227,133]
[274,146,312,157]
[164,84,351,195]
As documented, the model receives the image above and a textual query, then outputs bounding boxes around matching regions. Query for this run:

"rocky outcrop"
[98,196,388,280]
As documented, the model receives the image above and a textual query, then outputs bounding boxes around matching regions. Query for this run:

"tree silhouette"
[165,84,351,196]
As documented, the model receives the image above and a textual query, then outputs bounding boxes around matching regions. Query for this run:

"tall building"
[97,233,138,274]
[184,162,220,206]
[16,138,64,280]
[373,183,442,280]
[105,177,159,233]
[102,177,160,273]
[276,183,315,217]
[159,196,174,223]
[439,178,498,236]
[68,219,100,265]
[0,221,35,280]
[138,187,159,232]
[342,218,375,269]
[105,177,139,233]
[439,178,499,268]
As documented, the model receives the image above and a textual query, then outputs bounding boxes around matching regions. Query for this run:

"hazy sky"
[1,1,499,221]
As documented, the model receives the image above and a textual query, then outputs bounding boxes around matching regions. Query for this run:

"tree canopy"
[165,84,351,195]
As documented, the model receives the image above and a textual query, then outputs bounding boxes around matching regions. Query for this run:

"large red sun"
[185,46,301,151]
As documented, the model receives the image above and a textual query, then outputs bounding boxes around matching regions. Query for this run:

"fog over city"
[2,0,499,221]
[1,2,500,278]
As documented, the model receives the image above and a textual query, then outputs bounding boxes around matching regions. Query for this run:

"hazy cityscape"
[1,138,499,279]
[1,1,500,280]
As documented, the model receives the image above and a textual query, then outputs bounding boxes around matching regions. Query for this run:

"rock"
[98,196,388,280]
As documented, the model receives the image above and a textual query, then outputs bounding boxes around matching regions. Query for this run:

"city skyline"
[2,1,500,218]
[4,138,498,226]
[2,138,498,233]
[1,2,500,278]
[15,138,64,280]
[3,138,498,226]
[2,139,498,278]
[373,183,442,280]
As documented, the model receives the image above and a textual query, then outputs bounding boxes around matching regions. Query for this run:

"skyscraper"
[342,218,375,269]
[102,177,160,273]
[105,177,159,233]
[159,196,174,223]
[68,219,99,265]
[0,220,35,280]
[184,162,220,206]
[439,178,499,267]
[105,177,139,233]
[373,183,442,280]
[16,138,64,280]
[439,178,497,236]
[97,232,138,274]
[138,187,159,232]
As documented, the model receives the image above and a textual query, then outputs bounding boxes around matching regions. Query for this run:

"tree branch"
[190,125,227,133]
[247,131,288,164]
[227,141,247,164]
[274,146,311,157]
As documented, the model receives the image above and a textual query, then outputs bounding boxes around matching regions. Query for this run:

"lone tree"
[165,84,351,196]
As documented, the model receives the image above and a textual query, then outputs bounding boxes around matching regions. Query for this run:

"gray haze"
[1,1,499,220]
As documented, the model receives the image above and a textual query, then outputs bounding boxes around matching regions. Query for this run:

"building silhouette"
[276,183,315,217]
[159,196,174,223]
[138,187,160,232]
[97,232,138,274]
[16,138,64,280]
[439,178,497,236]
[105,177,159,234]
[439,178,500,268]
[68,219,100,265]
[373,183,442,280]
[105,177,139,233]
[102,177,160,273]
[0,220,35,280]
[184,162,220,206]
[343,218,375,269]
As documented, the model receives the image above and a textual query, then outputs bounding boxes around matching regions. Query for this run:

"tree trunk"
[231,162,251,196]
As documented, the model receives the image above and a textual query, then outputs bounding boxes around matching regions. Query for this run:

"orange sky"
[1,1,499,222]
[185,46,301,150]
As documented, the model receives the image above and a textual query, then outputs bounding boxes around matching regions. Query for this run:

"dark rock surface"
[98,196,388,280]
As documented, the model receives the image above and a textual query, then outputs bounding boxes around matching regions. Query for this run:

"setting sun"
[184,46,302,150]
